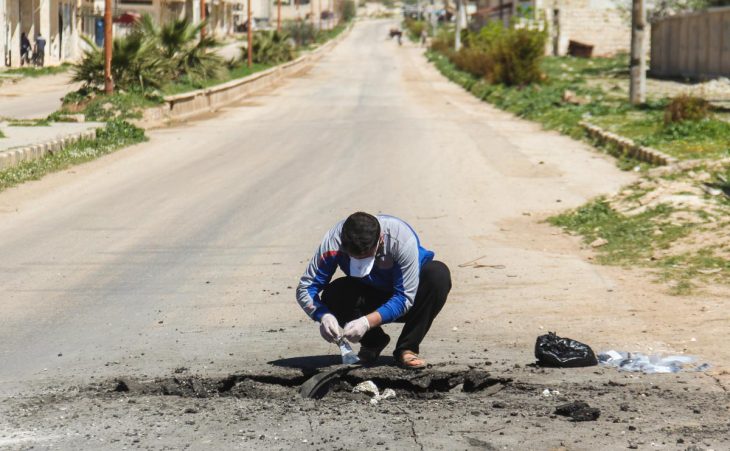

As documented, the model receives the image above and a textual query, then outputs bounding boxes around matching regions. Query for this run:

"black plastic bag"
[534,332,598,367]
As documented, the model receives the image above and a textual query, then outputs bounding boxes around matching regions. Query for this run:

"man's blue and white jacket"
[296,215,434,324]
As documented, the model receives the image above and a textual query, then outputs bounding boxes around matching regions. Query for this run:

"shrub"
[450,47,493,78]
[342,0,357,22]
[430,28,454,53]
[486,25,547,86]
[138,15,224,83]
[404,19,426,40]
[435,22,546,86]
[72,15,223,91]
[248,31,296,64]
[72,34,167,91]
[664,95,710,124]
[286,20,318,46]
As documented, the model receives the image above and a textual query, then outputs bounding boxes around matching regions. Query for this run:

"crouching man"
[296,212,451,369]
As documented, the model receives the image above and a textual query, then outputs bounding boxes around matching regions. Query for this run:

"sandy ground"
[0,20,728,450]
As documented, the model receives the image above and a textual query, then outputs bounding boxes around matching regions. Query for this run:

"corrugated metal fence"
[650,7,730,79]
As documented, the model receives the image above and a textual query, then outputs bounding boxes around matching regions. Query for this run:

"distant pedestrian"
[20,32,31,66]
[33,34,46,67]
[420,28,428,47]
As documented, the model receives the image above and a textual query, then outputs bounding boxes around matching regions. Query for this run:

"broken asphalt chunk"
[555,401,600,422]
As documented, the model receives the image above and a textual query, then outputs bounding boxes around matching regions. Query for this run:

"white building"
[0,0,332,69]
[2,0,82,67]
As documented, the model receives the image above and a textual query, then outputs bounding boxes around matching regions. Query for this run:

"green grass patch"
[316,24,348,44]
[546,198,730,293]
[58,89,163,122]
[0,120,146,193]
[548,199,690,266]
[655,248,730,294]
[3,63,71,78]
[7,118,51,127]
[592,112,730,160]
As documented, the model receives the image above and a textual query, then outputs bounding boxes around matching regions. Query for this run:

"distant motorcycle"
[388,28,402,46]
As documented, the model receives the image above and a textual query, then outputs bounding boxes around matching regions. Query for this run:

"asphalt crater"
[108,367,511,400]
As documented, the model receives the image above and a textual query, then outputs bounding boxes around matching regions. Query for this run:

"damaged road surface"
[1,18,729,451]
[2,365,729,450]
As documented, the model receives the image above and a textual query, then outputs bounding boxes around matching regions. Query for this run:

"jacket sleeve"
[375,238,420,324]
[296,232,340,322]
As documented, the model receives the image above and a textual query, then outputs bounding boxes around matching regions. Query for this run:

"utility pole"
[247,0,252,68]
[104,0,113,94]
[454,0,461,51]
[629,0,646,105]
[200,0,206,38]
[277,0,281,32]
[430,0,437,37]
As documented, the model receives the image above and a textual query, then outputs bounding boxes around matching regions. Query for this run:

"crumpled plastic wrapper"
[353,381,396,405]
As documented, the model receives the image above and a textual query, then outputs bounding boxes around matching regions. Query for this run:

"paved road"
[3,20,726,450]
[0,72,78,119]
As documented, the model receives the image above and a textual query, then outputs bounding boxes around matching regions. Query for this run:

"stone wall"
[540,0,632,57]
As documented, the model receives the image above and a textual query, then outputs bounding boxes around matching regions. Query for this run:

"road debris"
[535,332,598,367]
[353,381,396,405]
[555,401,600,421]
[590,237,608,248]
[458,255,506,269]
[541,388,560,397]
[598,350,710,374]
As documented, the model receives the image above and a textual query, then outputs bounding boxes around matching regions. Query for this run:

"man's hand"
[344,316,370,343]
[319,313,342,343]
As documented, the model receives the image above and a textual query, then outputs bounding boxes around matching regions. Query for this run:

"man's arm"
[296,228,341,322]
[374,238,420,324]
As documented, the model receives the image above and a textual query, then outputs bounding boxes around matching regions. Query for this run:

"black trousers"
[320,260,451,358]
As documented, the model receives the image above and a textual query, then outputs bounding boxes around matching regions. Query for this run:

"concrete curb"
[0,128,99,171]
[142,25,353,127]
[580,121,678,166]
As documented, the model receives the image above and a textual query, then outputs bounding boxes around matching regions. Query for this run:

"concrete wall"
[473,0,631,56]
[538,0,631,56]
[651,7,730,79]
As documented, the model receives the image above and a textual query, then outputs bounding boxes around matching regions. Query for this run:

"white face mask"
[349,255,375,278]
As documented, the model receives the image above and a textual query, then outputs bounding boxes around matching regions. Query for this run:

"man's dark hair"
[341,212,380,256]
